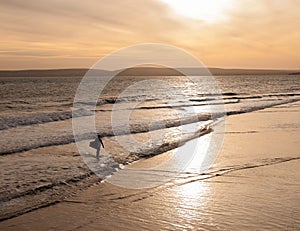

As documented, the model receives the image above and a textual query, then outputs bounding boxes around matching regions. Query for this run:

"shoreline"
[1,101,299,229]
[0,100,292,218]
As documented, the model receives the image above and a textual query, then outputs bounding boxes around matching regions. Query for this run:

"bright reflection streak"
[173,180,209,220]
[185,133,211,172]
[171,124,212,221]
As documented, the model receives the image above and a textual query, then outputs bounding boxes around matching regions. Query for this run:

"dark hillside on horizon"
[0,67,298,77]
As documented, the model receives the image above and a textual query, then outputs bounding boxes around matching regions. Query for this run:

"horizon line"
[0,66,300,72]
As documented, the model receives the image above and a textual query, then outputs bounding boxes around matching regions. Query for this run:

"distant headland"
[0,67,299,77]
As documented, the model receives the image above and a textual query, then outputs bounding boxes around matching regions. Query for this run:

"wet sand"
[1,102,299,230]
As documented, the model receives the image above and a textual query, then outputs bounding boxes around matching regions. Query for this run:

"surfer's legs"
[96,148,100,159]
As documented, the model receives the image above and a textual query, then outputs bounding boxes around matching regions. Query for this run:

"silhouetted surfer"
[89,135,104,159]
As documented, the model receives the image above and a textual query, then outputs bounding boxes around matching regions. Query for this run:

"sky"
[0,0,299,70]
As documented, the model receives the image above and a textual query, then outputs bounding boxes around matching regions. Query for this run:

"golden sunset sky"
[0,0,299,70]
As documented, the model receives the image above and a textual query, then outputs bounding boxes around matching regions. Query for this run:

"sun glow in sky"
[161,0,233,23]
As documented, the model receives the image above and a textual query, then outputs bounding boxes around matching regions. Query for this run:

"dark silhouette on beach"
[89,135,104,159]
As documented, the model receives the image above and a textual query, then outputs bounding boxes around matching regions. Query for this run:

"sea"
[0,73,300,228]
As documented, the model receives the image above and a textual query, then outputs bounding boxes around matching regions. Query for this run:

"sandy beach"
[1,101,299,230]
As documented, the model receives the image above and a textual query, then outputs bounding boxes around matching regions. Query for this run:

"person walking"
[96,135,104,159]
[89,135,104,159]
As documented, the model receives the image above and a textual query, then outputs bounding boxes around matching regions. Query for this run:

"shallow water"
[1,75,299,153]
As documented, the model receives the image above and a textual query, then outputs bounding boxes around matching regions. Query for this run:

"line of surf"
[0,98,299,156]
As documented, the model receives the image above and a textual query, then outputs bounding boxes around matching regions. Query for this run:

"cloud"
[181,0,300,68]
[0,0,299,69]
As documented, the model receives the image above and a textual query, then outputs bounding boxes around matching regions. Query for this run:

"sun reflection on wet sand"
[172,180,209,225]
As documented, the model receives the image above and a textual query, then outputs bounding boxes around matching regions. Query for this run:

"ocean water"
[0,74,300,224]
[0,75,299,154]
